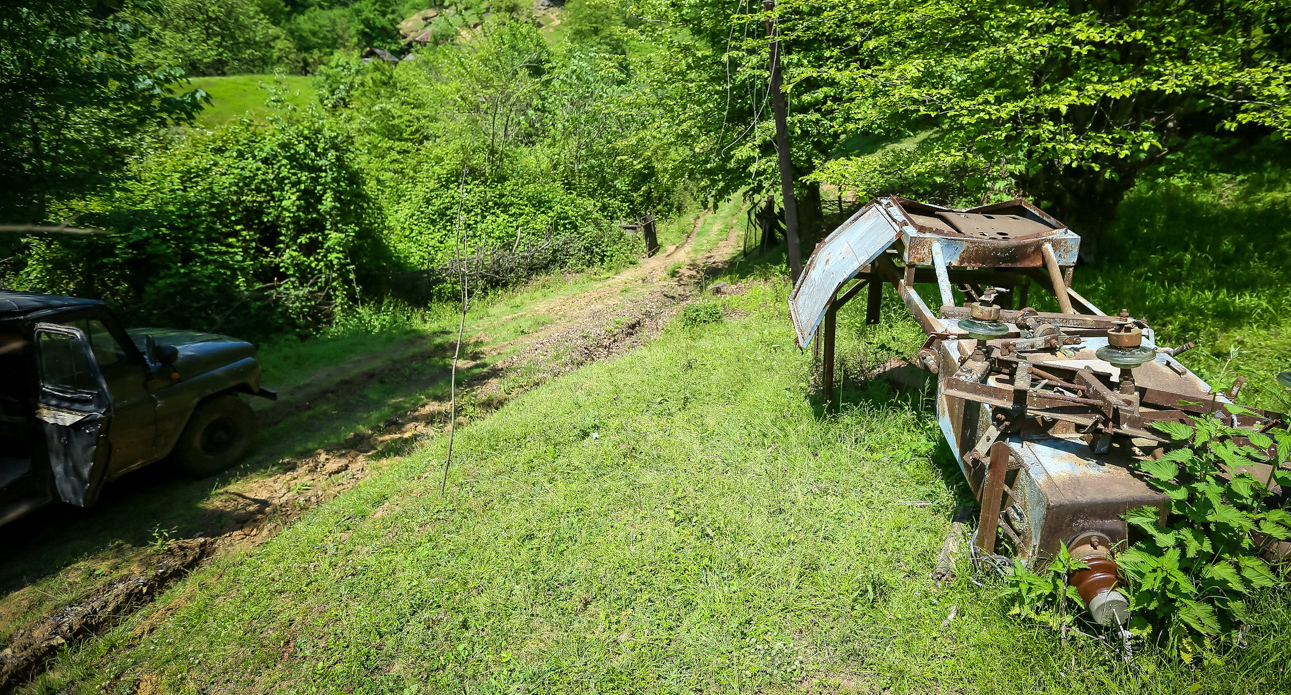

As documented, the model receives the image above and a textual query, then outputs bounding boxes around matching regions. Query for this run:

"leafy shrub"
[1119,413,1290,660]
[19,114,384,338]
[679,303,723,327]
[131,0,298,76]
[998,409,1291,662]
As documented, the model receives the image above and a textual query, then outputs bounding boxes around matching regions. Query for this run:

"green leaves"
[1119,415,1289,658]
[1152,421,1195,441]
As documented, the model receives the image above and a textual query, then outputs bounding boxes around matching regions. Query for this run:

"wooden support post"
[1041,243,1074,314]
[976,442,1010,555]
[866,274,882,325]
[823,298,837,409]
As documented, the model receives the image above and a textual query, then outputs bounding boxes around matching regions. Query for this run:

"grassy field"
[1076,161,1291,413]
[8,160,1291,691]
[184,75,317,127]
[25,261,1291,693]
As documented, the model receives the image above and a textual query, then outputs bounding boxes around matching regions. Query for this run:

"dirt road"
[0,210,744,690]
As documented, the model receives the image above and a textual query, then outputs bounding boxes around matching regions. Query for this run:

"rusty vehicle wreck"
[789,197,1288,628]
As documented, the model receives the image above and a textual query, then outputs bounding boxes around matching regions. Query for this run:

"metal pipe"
[1041,243,1074,314]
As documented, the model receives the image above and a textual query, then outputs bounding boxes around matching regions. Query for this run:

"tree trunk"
[798,180,824,250]
[765,0,803,283]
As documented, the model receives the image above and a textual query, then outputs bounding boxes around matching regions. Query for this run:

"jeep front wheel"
[174,394,257,476]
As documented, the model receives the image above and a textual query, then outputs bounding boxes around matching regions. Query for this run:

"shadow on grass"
[0,329,498,594]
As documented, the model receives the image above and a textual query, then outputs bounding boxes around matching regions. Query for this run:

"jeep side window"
[37,331,97,393]
[59,319,131,373]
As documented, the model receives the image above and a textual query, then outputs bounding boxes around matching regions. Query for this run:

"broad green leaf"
[1139,458,1179,481]
[1205,503,1255,532]
[1224,403,1260,417]
[1264,509,1291,526]
[1178,600,1221,635]
[1248,432,1273,450]
[1159,448,1194,465]
[1126,507,1177,547]
[1236,556,1280,589]
[1202,561,1246,594]
[1258,519,1291,540]
[1152,421,1194,441]
[1176,527,1213,558]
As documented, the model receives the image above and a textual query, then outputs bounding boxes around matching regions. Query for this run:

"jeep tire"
[174,394,257,476]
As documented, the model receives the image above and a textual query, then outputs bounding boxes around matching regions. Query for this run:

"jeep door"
[57,314,156,476]
[33,323,112,507]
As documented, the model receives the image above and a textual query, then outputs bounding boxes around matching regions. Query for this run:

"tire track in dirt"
[0,212,746,693]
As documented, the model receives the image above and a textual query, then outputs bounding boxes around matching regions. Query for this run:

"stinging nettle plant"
[1001,405,1290,662]
[1118,408,1290,661]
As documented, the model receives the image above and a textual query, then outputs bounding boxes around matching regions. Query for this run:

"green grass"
[1075,161,1291,413]
[184,75,317,127]
[0,209,687,642]
[27,270,1291,693]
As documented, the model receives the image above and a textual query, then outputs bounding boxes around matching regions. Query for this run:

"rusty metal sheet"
[1013,436,1167,561]
[935,212,1055,240]
[902,232,1081,268]
[788,203,902,347]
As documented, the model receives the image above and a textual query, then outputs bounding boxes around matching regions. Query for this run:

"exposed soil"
[0,213,744,693]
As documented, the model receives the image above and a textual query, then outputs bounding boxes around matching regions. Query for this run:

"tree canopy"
[0,0,205,224]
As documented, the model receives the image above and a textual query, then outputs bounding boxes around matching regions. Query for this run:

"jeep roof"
[0,290,103,318]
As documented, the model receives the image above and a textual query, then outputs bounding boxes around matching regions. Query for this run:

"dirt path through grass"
[0,206,744,690]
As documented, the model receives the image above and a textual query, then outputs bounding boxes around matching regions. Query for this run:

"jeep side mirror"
[145,335,179,367]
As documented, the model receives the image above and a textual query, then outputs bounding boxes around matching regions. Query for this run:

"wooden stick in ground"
[441,165,469,496]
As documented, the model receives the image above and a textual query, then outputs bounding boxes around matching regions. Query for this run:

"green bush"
[19,114,384,338]
[131,0,298,76]
[679,303,723,327]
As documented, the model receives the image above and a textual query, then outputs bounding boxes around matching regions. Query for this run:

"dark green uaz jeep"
[0,290,276,526]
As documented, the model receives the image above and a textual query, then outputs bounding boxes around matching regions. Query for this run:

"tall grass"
[1076,137,1291,411]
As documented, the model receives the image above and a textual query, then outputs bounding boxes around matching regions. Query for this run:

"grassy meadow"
[184,75,318,127]
[26,270,1291,693]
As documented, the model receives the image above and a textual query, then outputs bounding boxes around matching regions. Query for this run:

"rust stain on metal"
[789,194,1288,624]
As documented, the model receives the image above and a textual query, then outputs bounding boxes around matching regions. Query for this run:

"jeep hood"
[127,327,256,373]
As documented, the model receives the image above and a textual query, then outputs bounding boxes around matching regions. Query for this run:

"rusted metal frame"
[930,240,956,309]
[1075,368,1133,416]
[1041,242,1075,314]
[977,442,1011,554]
[943,379,1105,410]
[991,356,1086,392]
[939,306,1124,330]
[1067,287,1105,316]
[820,278,870,409]
[875,255,946,335]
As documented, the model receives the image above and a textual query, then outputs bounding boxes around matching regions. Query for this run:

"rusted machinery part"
[1068,531,1131,626]
[975,442,1011,555]
[917,347,940,374]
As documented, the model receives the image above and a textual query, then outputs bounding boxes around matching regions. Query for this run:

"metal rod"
[976,442,1011,555]
[1041,243,1074,314]
[931,240,955,309]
